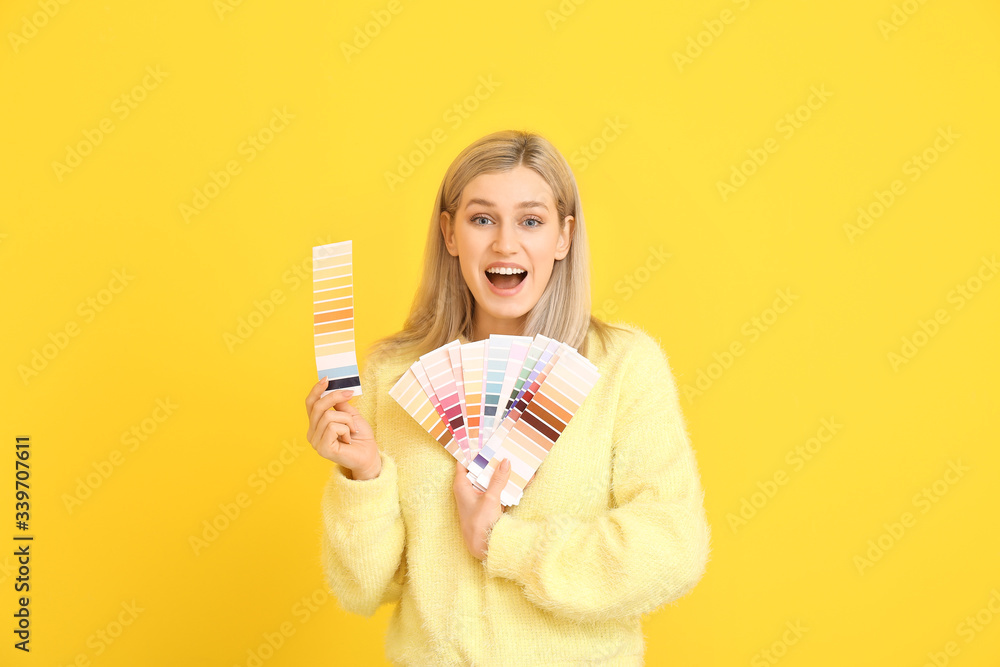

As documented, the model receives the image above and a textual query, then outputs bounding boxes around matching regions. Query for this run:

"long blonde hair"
[368,129,626,368]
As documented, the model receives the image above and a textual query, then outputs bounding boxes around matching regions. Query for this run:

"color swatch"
[313,241,361,397]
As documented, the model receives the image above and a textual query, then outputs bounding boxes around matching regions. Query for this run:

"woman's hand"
[453,458,512,561]
[305,378,380,480]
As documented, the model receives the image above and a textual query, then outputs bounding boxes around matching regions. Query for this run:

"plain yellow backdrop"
[2,0,998,665]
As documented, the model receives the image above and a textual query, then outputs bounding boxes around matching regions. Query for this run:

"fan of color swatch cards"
[388,334,600,506]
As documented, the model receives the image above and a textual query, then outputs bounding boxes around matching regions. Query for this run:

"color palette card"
[313,241,361,397]
[478,334,533,451]
[459,340,487,462]
[389,333,599,506]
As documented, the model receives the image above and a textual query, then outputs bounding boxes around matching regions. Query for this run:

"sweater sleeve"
[319,358,407,617]
[482,330,712,624]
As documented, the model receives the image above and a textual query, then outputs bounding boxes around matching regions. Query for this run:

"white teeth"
[485,267,526,275]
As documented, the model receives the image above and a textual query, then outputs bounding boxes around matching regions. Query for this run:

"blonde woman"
[306,130,711,666]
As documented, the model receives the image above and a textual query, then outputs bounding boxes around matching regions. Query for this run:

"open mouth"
[485,267,527,290]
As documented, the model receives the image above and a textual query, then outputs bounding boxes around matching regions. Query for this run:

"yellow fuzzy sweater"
[319,322,711,666]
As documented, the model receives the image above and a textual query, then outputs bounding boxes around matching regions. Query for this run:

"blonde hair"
[368,129,627,368]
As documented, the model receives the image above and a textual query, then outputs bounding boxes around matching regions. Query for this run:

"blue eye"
[472,215,492,226]
[523,217,542,228]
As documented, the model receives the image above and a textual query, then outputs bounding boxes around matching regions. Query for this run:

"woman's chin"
[475,293,533,324]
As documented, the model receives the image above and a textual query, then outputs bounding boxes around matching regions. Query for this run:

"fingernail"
[319,376,328,385]
[344,390,353,397]
[501,459,510,471]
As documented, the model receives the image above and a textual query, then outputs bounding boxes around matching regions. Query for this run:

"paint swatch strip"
[313,240,361,396]
[480,334,533,452]
[460,341,486,463]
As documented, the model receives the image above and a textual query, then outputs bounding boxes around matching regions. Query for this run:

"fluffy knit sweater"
[319,322,711,666]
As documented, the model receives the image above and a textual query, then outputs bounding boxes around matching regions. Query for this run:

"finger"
[453,458,475,498]
[328,419,351,445]
[305,377,329,414]
[309,408,352,445]
[318,409,356,437]
[330,405,374,442]
[311,387,354,432]
[484,458,511,505]
[317,387,356,412]
[308,378,354,410]
[334,400,359,420]
[308,389,337,437]
[308,390,355,440]
[316,419,350,448]
[318,422,353,463]
[312,419,351,459]
[333,402,361,434]
[316,423,343,462]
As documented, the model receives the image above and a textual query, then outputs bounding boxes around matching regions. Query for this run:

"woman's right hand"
[305,378,381,480]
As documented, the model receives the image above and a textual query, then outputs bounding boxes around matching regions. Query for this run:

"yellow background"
[2,0,998,665]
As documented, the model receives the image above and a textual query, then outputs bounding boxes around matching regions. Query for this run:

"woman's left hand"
[453,458,512,561]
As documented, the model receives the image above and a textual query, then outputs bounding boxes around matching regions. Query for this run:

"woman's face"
[440,165,574,339]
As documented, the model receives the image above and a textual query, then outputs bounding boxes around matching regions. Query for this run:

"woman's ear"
[554,215,574,260]
[440,211,458,256]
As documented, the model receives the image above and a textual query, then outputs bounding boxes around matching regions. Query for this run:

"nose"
[492,219,518,255]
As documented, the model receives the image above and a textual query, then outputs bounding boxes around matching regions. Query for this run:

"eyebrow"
[464,198,549,211]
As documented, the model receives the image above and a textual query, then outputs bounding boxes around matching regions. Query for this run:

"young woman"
[306,130,711,666]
